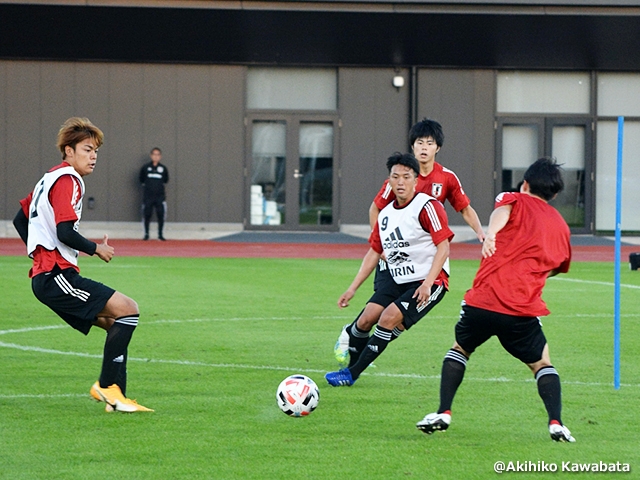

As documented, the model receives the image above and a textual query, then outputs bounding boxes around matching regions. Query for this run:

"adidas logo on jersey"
[383,227,411,249]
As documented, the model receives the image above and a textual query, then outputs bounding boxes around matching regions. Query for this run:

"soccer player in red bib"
[416,157,574,442]
[13,117,153,413]
[325,152,454,387]
[369,119,483,242]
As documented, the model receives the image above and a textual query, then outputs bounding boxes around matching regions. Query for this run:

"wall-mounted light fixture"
[392,74,404,89]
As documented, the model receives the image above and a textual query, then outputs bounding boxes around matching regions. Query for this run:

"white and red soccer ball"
[276,374,319,417]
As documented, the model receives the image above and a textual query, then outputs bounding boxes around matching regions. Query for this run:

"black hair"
[523,157,565,201]
[409,118,444,148]
[386,152,420,176]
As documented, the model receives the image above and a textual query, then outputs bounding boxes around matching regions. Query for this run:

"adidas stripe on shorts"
[32,266,116,335]
[368,278,447,330]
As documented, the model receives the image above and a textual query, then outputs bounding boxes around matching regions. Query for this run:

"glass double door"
[496,117,593,233]
[246,114,339,230]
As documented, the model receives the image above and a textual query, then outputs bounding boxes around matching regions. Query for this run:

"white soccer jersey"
[27,166,85,266]
[378,192,450,284]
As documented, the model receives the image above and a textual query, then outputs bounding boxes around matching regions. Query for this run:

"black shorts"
[454,303,547,364]
[368,277,447,330]
[373,259,392,292]
[31,266,116,335]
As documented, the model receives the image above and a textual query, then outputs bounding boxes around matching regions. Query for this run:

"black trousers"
[142,198,166,236]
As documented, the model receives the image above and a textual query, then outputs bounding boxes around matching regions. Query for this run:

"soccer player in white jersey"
[325,152,454,387]
[12,117,153,413]
[334,119,483,368]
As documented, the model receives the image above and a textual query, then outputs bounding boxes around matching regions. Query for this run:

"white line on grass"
[142,315,359,325]
[0,325,67,335]
[0,393,86,399]
[1,340,638,389]
[550,277,640,289]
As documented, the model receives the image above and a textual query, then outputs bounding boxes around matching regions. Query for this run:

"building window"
[596,120,640,231]
[497,71,590,114]
[598,73,640,116]
[247,68,337,110]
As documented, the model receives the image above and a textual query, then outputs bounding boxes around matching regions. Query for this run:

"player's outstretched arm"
[338,247,380,308]
[460,205,485,242]
[57,220,99,256]
[368,201,380,231]
[482,205,512,258]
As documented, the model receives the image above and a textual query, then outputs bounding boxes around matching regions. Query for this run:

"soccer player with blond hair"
[13,117,153,413]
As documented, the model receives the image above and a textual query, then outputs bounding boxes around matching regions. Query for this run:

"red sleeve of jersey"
[444,172,471,212]
[19,192,33,216]
[373,179,396,210]
[48,175,80,224]
[494,191,519,209]
[368,221,383,254]
[419,200,455,245]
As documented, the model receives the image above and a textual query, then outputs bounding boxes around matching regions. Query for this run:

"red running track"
[0,238,636,262]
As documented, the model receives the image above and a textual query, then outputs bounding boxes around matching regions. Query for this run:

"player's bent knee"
[357,315,377,330]
[104,292,139,317]
[452,342,471,358]
[378,309,403,329]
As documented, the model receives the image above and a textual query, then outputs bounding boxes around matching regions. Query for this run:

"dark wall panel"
[73,63,111,223]
[339,67,410,225]
[40,62,76,172]
[176,66,212,222]
[106,64,145,221]
[4,62,42,218]
[209,66,245,223]
[141,64,179,221]
[417,69,495,227]
[2,5,640,71]
[0,60,247,224]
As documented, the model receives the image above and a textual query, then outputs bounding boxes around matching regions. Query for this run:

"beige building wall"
[0,60,245,224]
[0,60,497,234]
[416,69,496,226]
[338,67,411,226]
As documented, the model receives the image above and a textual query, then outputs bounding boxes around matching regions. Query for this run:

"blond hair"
[57,117,104,159]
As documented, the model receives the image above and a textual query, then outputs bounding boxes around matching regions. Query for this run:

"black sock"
[349,326,392,379]
[438,349,468,413]
[347,314,371,368]
[99,315,138,392]
[115,349,128,396]
[390,326,403,341]
[535,366,562,424]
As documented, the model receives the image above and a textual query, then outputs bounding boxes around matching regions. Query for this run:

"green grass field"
[1,255,639,479]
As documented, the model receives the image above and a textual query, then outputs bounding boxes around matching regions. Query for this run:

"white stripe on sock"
[373,328,392,341]
[115,316,139,327]
[535,366,558,381]
[444,349,467,366]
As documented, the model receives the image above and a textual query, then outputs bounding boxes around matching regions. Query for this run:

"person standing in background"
[139,147,169,241]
